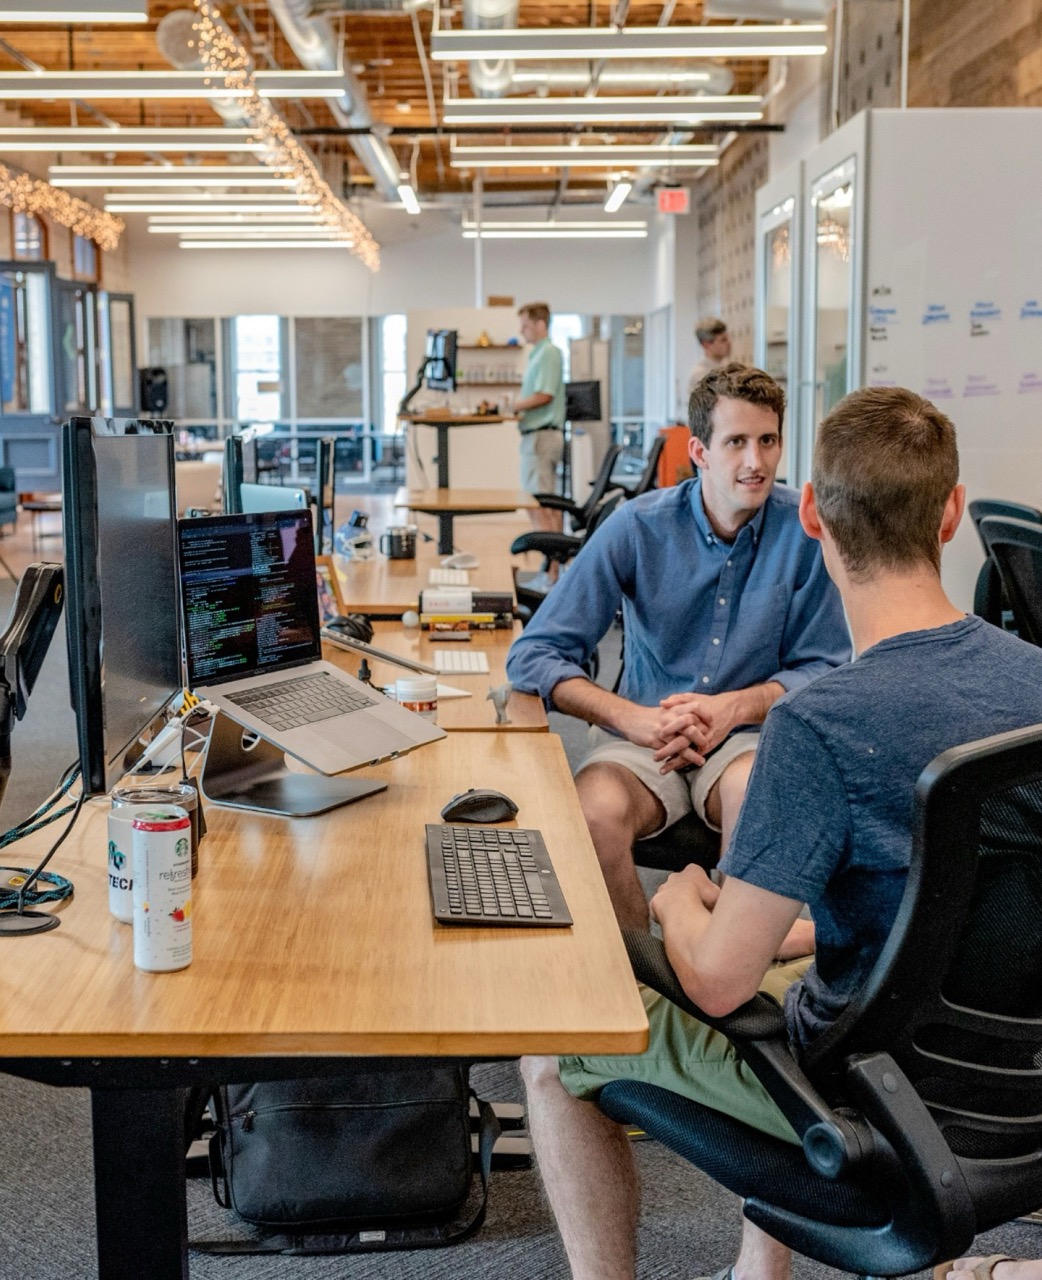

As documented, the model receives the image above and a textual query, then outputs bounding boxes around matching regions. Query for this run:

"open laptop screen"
[178,510,321,688]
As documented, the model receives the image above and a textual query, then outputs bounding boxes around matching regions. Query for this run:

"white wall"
[125,210,656,327]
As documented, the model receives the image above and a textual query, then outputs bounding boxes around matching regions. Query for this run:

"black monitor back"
[565,380,602,422]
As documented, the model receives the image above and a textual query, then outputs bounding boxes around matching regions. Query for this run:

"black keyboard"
[227,672,377,732]
[426,824,572,927]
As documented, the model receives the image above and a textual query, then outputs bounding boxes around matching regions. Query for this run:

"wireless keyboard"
[429,568,471,586]
[426,824,572,926]
[433,649,490,674]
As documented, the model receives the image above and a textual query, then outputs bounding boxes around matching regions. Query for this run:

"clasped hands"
[618,690,742,774]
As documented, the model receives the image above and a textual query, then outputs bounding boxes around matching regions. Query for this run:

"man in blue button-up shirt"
[507,364,851,930]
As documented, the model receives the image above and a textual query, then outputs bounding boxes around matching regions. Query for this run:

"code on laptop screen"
[178,510,321,686]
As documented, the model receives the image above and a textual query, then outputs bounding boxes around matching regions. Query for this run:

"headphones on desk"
[324,613,374,644]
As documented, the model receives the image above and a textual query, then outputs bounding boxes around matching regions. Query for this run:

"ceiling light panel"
[0,0,147,20]
[431,24,828,61]
[443,96,763,125]
[0,127,265,152]
[180,240,357,249]
[450,144,718,169]
[461,220,648,239]
[0,70,352,100]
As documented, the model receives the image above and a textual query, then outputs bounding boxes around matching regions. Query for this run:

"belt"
[521,425,563,435]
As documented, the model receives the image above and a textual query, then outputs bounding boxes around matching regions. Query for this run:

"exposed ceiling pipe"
[265,0,402,198]
[156,10,248,127]
[464,0,518,98]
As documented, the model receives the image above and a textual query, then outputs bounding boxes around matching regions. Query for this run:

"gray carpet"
[2,611,1042,1278]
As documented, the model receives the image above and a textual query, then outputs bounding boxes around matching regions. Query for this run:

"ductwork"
[464,0,518,98]
[156,9,247,126]
[266,0,402,198]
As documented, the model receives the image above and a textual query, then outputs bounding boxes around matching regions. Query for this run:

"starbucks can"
[132,806,193,973]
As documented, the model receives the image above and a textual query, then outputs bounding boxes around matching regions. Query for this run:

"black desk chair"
[968,500,1042,627]
[599,723,1042,1276]
[532,444,623,534]
[979,516,1042,646]
[619,436,665,502]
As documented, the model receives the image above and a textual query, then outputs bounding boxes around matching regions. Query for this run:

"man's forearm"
[551,677,640,736]
[724,681,786,727]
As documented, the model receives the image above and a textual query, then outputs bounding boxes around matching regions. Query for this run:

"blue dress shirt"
[506,478,851,718]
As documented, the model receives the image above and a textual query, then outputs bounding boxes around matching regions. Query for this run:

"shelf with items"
[458,343,523,351]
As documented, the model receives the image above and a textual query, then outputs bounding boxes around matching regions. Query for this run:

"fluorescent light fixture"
[451,144,718,169]
[431,24,828,61]
[147,213,325,224]
[0,0,146,20]
[180,240,357,250]
[443,96,762,125]
[52,165,295,189]
[0,127,265,152]
[0,70,352,100]
[106,200,313,213]
[511,67,726,88]
[105,192,306,203]
[396,182,421,215]
[156,226,349,237]
[604,180,633,213]
[461,219,647,239]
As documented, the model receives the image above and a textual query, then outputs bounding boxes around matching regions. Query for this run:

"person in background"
[688,317,733,395]
[514,302,566,534]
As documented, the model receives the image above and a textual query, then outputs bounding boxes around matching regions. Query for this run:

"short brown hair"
[518,302,550,326]
[688,362,785,446]
[812,386,959,578]
[695,316,727,344]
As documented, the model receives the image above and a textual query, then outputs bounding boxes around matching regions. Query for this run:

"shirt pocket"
[730,583,789,675]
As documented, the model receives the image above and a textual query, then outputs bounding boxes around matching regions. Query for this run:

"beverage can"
[132,806,193,973]
[107,798,152,923]
[113,781,201,877]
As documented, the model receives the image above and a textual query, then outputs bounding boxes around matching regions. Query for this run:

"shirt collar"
[689,476,769,548]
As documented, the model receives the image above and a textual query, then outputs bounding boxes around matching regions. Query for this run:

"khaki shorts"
[519,428,564,496]
[577,726,761,836]
[558,956,812,1144]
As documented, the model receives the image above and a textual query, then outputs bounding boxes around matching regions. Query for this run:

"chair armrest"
[510,532,583,561]
[621,930,874,1177]
[532,494,580,516]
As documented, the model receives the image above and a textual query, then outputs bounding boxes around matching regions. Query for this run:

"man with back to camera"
[688,316,733,395]
[513,301,566,534]
[519,386,1042,1280]
[506,363,851,932]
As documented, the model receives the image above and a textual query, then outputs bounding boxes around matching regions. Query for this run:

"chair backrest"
[804,722,1042,1231]
[576,443,623,525]
[968,498,1042,554]
[626,436,665,500]
[978,516,1042,646]
[582,488,624,541]
[0,466,15,493]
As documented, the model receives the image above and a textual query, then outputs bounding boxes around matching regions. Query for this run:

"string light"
[0,162,124,252]
[193,0,379,271]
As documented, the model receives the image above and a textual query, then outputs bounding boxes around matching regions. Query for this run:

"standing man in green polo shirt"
[514,301,566,533]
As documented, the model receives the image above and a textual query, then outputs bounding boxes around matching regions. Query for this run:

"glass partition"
[57,281,98,414]
[762,197,795,391]
[294,317,364,419]
[811,158,856,421]
[147,317,218,421]
[0,267,53,416]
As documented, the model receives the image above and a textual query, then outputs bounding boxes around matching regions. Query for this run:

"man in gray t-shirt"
[521,387,1042,1280]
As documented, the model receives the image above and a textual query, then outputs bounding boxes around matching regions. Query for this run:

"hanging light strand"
[192,0,380,271]
[0,163,124,252]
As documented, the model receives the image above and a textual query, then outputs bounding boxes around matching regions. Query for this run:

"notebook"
[178,510,445,775]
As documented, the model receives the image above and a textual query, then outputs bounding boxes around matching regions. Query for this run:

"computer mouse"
[325,613,374,642]
[442,552,479,570]
[440,789,519,824]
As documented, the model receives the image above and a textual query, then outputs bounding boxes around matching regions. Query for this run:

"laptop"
[177,510,445,775]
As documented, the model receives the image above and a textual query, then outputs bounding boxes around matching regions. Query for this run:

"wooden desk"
[401,412,506,488]
[322,620,547,732]
[0,734,645,1278]
[333,527,525,616]
[396,486,538,554]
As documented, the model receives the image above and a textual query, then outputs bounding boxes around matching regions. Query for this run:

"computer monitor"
[239,482,309,514]
[62,416,183,797]
[424,328,457,393]
[565,380,602,423]
[223,435,244,514]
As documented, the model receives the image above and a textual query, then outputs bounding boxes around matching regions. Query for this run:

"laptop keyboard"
[433,649,490,674]
[426,824,572,927]
[226,672,378,731]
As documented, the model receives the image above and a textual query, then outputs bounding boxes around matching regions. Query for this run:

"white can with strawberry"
[131,806,193,972]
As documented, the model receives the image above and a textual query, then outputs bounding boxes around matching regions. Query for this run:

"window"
[72,233,100,282]
[147,318,218,420]
[12,212,45,261]
[231,315,284,424]
[378,314,407,435]
[294,317,364,420]
[0,268,53,416]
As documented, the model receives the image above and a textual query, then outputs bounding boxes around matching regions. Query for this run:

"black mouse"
[440,789,519,824]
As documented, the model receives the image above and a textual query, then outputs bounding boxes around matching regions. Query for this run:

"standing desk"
[0,733,646,1280]
[323,620,547,732]
[400,412,507,489]
[395,487,538,555]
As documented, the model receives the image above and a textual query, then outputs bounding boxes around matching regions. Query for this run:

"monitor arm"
[0,563,65,810]
[398,358,431,417]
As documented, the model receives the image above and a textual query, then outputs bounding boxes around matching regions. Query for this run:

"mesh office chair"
[532,444,623,534]
[979,516,1042,646]
[599,723,1042,1277]
[968,500,1042,628]
[619,436,666,502]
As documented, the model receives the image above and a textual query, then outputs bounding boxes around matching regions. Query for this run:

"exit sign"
[657,187,690,215]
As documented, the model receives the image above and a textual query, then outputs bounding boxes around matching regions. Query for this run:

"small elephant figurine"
[487,682,513,725]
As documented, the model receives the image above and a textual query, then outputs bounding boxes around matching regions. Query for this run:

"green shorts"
[558,957,812,1145]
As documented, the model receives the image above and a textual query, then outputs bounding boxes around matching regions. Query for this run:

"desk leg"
[437,512,455,555]
[436,424,451,489]
[91,1087,189,1280]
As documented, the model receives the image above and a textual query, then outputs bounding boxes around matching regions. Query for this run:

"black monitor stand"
[199,711,386,817]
